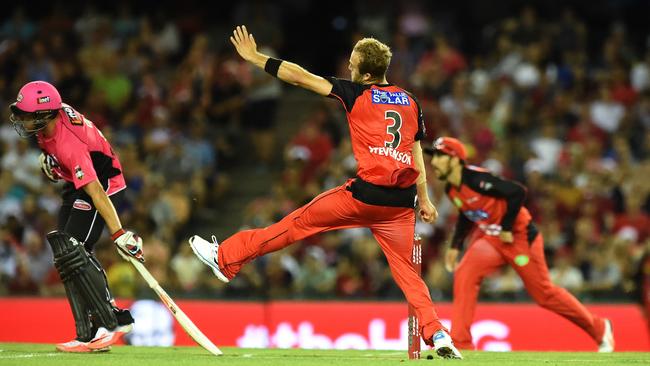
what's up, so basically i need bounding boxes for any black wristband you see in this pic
[264,58,283,77]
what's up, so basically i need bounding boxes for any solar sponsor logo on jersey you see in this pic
[371,89,410,106]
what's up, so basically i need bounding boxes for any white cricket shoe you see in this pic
[433,330,463,359]
[86,324,133,350]
[56,339,109,353]
[598,319,615,352]
[189,235,230,283]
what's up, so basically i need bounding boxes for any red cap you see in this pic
[424,137,467,161]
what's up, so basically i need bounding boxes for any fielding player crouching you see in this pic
[425,137,615,352]
[9,81,145,352]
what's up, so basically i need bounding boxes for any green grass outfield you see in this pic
[0,343,648,366]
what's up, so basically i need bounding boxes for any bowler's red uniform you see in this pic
[218,78,446,341]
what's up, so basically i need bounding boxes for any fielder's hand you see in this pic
[230,25,258,62]
[445,248,460,272]
[112,229,145,263]
[39,153,60,183]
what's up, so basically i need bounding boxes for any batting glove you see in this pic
[39,153,60,183]
[112,229,145,263]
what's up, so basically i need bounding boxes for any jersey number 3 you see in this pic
[384,110,402,148]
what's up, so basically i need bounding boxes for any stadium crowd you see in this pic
[0,2,649,310]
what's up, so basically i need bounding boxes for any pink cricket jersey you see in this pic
[37,103,126,195]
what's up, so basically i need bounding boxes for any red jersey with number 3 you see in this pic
[36,103,126,195]
[328,78,425,188]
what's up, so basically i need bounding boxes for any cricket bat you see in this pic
[127,256,223,356]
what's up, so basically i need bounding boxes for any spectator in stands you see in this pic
[0,2,648,306]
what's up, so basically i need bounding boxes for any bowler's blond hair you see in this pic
[353,38,392,81]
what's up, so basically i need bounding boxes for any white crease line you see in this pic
[0,353,61,359]
[363,352,403,357]
[227,354,405,360]
[559,361,633,363]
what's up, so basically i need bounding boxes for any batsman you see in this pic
[8,81,145,352]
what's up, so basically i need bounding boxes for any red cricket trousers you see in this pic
[451,232,605,349]
[218,183,446,341]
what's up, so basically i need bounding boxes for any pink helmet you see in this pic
[9,81,62,137]
[12,81,62,113]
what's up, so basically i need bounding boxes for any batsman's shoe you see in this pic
[55,339,109,353]
[189,235,229,283]
[598,319,615,352]
[432,330,463,359]
[86,324,133,350]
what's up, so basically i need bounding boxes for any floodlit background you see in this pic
[0,0,649,351]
